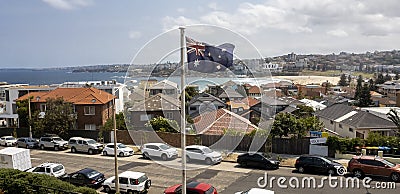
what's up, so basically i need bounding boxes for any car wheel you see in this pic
[88,149,93,154]
[353,169,364,178]
[328,169,335,175]
[186,155,191,163]
[103,186,111,193]
[298,166,305,173]
[119,152,124,157]
[205,158,212,165]
[161,154,167,161]
[71,147,76,153]
[390,172,400,182]
[103,151,108,156]
[40,145,45,150]
[143,152,149,159]
[145,180,151,189]
[54,146,59,151]
[26,145,29,149]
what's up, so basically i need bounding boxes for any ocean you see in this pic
[0,69,279,89]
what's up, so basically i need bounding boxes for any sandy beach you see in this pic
[274,76,340,85]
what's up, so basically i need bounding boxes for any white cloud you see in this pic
[42,0,92,10]
[177,8,185,14]
[129,31,142,39]
[327,29,348,37]
[208,2,217,10]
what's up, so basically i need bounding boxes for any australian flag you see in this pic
[186,36,235,73]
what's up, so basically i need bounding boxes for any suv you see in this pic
[348,155,400,182]
[141,143,178,161]
[68,137,104,154]
[0,136,17,146]
[185,145,222,165]
[103,171,151,193]
[39,135,68,150]
[26,162,66,178]
[295,155,346,175]
[103,143,134,157]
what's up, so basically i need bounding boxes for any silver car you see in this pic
[17,137,39,149]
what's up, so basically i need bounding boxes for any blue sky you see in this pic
[1,0,400,68]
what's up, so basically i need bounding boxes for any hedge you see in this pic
[0,168,97,194]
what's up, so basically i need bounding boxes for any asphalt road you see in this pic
[19,148,400,194]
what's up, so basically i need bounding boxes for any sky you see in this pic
[1,0,400,68]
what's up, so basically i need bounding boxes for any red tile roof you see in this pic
[17,87,115,105]
[193,108,257,135]
[240,97,260,107]
[248,86,261,94]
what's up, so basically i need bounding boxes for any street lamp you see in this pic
[112,89,119,193]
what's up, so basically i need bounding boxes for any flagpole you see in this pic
[179,26,187,194]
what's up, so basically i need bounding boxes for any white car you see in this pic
[26,162,66,178]
[0,136,17,146]
[102,171,151,193]
[185,145,222,165]
[102,143,134,157]
[141,143,178,161]
[235,188,275,194]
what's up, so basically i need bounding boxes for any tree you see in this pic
[338,74,348,86]
[298,116,324,133]
[347,76,352,86]
[354,75,363,100]
[16,98,30,128]
[384,74,392,82]
[102,112,127,131]
[376,73,385,84]
[292,105,314,118]
[271,113,298,138]
[368,78,376,91]
[31,98,75,136]
[396,73,400,80]
[357,83,372,107]
[145,116,179,133]
[184,86,199,104]
[387,109,400,136]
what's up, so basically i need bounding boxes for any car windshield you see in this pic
[86,170,101,179]
[138,175,148,183]
[205,186,215,194]
[321,157,334,164]
[53,137,63,141]
[87,139,96,144]
[28,139,36,142]
[6,137,15,140]
[381,159,396,167]
[159,144,170,150]
[53,165,64,172]
[118,144,127,148]
[203,147,213,154]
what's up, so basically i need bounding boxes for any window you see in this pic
[40,104,46,112]
[189,106,197,111]
[349,128,354,132]
[33,167,45,173]
[85,124,96,130]
[84,106,95,115]
[119,177,129,184]
[165,112,173,119]
[330,120,333,125]
[339,124,343,128]
[238,107,243,112]
[140,114,152,121]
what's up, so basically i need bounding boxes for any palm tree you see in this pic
[387,109,400,136]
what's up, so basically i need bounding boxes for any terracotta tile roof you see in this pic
[248,86,261,94]
[240,97,260,107]
[17,87,115,105]
[193,108,258,135]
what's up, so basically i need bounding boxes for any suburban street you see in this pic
[19,148,398,194]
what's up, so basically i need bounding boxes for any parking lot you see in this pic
[2,146,398,194]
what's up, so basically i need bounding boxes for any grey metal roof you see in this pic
[260,96,288,106]
[218,87,244,98]
[148,80,178,90]
[341,111,397,129]
[315,103,354,120]
[129,93,180,111]
[189,93,225,105]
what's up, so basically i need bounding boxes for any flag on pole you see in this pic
[186,36,235,73]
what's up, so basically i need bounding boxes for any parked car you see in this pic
[185,145,222,165]
[39,135,68,150]
[68,137,104,154]
[61,168,105,188]
[235,188,275,194]
[0,136,17,146]
[237,153,280,170]
[102,143,134,157]
[25,162,66,178]
[295,155,346,175]
[141,143,178,160]
[17,137,38,149]
[348,155,400,182]
[102,171,151,193]
[164,181,217,194]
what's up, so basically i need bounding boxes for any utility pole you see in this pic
[28,91,32,138]
[113,92,119,193]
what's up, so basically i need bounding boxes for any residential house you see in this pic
[299,99,327,111]
[218,87,245,102]
[315,104,397,139]
[241,97,261,124]
[128,93,180,129]
[148,80,178,98]
[226,100,249,115]
[377,81,400,100]
[188,93,226,118]
[297,84,327,98]
[17,87,115,130]
[193,108,258,135]
[246,85,262,99]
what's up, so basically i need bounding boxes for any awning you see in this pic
[0,114,18,119]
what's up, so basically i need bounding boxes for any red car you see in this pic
[164,181,217,194]
[348,155,400,182]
